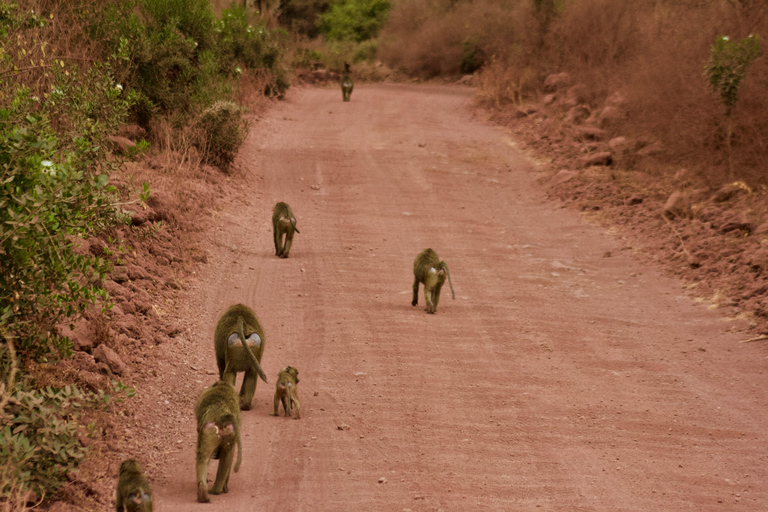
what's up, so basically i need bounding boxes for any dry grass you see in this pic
[380,0,768,186]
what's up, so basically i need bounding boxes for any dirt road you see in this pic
[154,84,768,511]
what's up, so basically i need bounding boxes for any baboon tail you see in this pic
[443,262,455,299]
[234,425,242,473]
[237,316,268,384]
[290,217,300,234]
[236,315,247,345]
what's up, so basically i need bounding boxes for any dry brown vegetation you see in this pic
[380,0,768,186]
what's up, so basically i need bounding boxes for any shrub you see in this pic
[195,100,249,169]
[93,0,290,127]
[279,0,332,38]
[0,339,135,502]
[379,0,532,78]
[460,38,484,74]
[143,0,217,51]
[705,34,762,115]
[0,64,129,358]
[319,0,390,43]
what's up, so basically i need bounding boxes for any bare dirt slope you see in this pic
[152,84,768,511]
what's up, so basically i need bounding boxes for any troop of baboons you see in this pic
[116,71,458,505]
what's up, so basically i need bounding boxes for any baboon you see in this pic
[115,459,153,512]
[272,202,300,258]
[214,304,268,411]
[341,63,354,102]
[412,248,455,314]
[195,380,242,503]
[271,366,301,419]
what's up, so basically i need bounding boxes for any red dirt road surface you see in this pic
[154,85,768,511]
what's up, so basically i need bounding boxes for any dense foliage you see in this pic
[93,1,289,124]
[705,34,762,113]
[319,0,390,42]
[0,377,134,499]
[279,0,332,38]
[1,0,292,503]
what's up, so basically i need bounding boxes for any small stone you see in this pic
[598,105,622,125]
[582,152,613,167]
[543,72,571,92]
[663,191,689,219]
[550,169,577,186]
[636,141,664,157]
[608,136,629,150]
[378,477,387,484]
[107,135,135,155]
[93,344,129,376]
[117,124,147,141]
[565,104,590,125]
[712,182,751,203]
[576,125,607,141]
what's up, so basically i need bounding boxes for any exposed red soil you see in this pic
[52,84,768,511]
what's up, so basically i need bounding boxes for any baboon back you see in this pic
[272,202,300,258]
[195,381,241,429]
[413,248,441,281]
[116,459,153,512]
[272,366,301,419]
[195,381,242,502]
[214,304,265,377]
[341,62,354,102]
[412,248,454,313]
[272,202,294,225]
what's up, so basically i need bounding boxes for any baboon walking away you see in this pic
[272,202,300,258]
[412,248,455,314]
[195,380,243,503]
[341,62,354,102]
[115,459,153,512]
[271,366,301,419]
[214,304,268,410]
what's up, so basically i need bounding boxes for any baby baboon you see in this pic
[272,202,300,258]
[341,62,354,102]
[195,380,242,503]
[214,304,268,411]
[271,366,301,419]
[115,459,153,512]
[412,248,455,314]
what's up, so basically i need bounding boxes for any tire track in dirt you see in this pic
[154,84,768,511]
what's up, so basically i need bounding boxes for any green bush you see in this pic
[0,367,136,499]
[196,100,249,169]
[1,383,91,498]
[319,0,390,43]
[279,0,332,38]
[92,0,289,128]
[460,38,484,74]
[0,78,125,358]
[143,0,217,51]
[293,48,325,69]
[705,34,762,114]
[217,5,290,98]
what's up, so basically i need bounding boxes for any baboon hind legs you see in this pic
[238,368,259,411]
[281,231,294,258]
[222,367,258,411]
[209,445,235,495]
[274,232,294,258]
